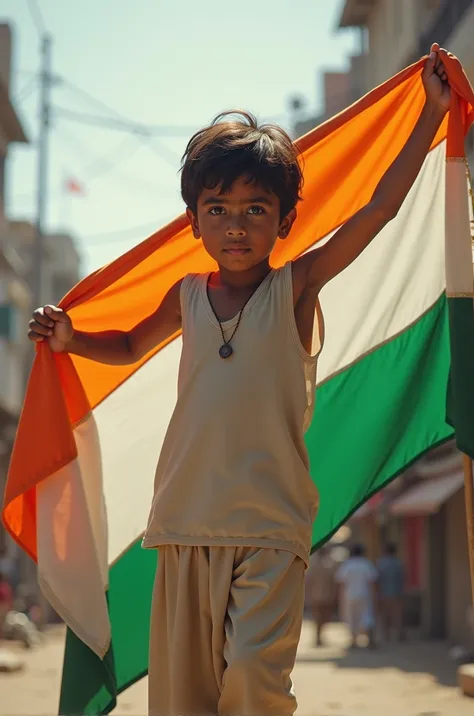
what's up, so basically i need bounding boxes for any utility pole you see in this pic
[32,33,53,309]
[27,32,53,629]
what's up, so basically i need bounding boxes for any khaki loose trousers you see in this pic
[148,545,305,716]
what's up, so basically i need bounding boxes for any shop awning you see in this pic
[351,492,385,521]
[389,473,465,516]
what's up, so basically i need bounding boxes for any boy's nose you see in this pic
[225,223,246,237]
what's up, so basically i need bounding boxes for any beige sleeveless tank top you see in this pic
[142,262,321,564]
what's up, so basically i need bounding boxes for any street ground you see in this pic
[1,620,472,716]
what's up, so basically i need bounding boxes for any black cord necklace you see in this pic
[216,308,245,359]
[207,277,253,359]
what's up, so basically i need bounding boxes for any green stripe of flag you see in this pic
[310,291,454,546]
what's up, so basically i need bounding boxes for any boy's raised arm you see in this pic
[295,45,450,293]
[28,279,183,365]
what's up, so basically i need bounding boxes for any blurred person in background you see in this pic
[336,544,377,649]
[377,542,405,642]
[0,571,14,639]
[306,545,338,646]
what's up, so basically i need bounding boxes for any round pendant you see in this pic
[219,343,233,359]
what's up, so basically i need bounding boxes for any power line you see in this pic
[54,125,179,196]
[60,77,132,123]
[55,78,288,176]
[59,77,198,136]
[60,76,287,133]
[54,106,145,133]
[27,0,47,36]
[80,135,142,182]
[54,106,189,145]
[139,135,181,167]
[15,70,38,77]
[14,74,38,103]
[54,106,181,168]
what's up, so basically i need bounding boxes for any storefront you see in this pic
[389,470,473,646]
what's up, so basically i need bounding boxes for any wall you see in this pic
[445,488,473,647]
[358,0,455,92]
[364,0,417,89]
[46,233,81,303]
[424,509,447,638]
[447,1,474,73]
[349,53,368,100]
[0,25,12,91]
[6,221,81,306]
[323,72,351,117]
[0,271,30,415]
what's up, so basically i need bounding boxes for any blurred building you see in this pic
[0,223,81,592]
[6,221,81,306]
[338,0,443,93]
[337,0,474,650]
[0,24,29,570]
[0,25,81,604]
[294,1,474,161]
[338,0,474,160]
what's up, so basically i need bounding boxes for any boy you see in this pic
[28,50,449,715]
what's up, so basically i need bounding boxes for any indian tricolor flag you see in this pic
[3,51,474,714]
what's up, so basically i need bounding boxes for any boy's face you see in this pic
[187,176,296,272]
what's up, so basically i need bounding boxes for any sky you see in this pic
[1,0,357,275]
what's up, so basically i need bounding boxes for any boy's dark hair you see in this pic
[180,110,303,220]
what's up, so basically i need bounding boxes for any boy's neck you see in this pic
[215,259,272,292]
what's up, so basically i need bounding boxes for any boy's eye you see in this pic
[248,206,265,215]
[209,206,225,215]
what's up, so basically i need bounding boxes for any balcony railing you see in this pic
[415,0,474,59]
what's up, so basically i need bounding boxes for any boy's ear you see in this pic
[186,207,201,239]
[278,208,297,240]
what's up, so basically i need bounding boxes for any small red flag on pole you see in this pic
[64,177,85,195]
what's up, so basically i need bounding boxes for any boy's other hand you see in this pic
[422,43,451,113]
[28,305,74,352]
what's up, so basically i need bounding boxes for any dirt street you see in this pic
[1,621,472,716]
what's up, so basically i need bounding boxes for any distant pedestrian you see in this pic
[336,544,377,648]
[306,546,337,646]
[0,571,13,639]
[377,543,405,641]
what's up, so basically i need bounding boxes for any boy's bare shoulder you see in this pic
[148,278,184,320]
[290,254,320,305]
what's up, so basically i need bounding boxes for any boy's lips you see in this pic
[223,247,251,255]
